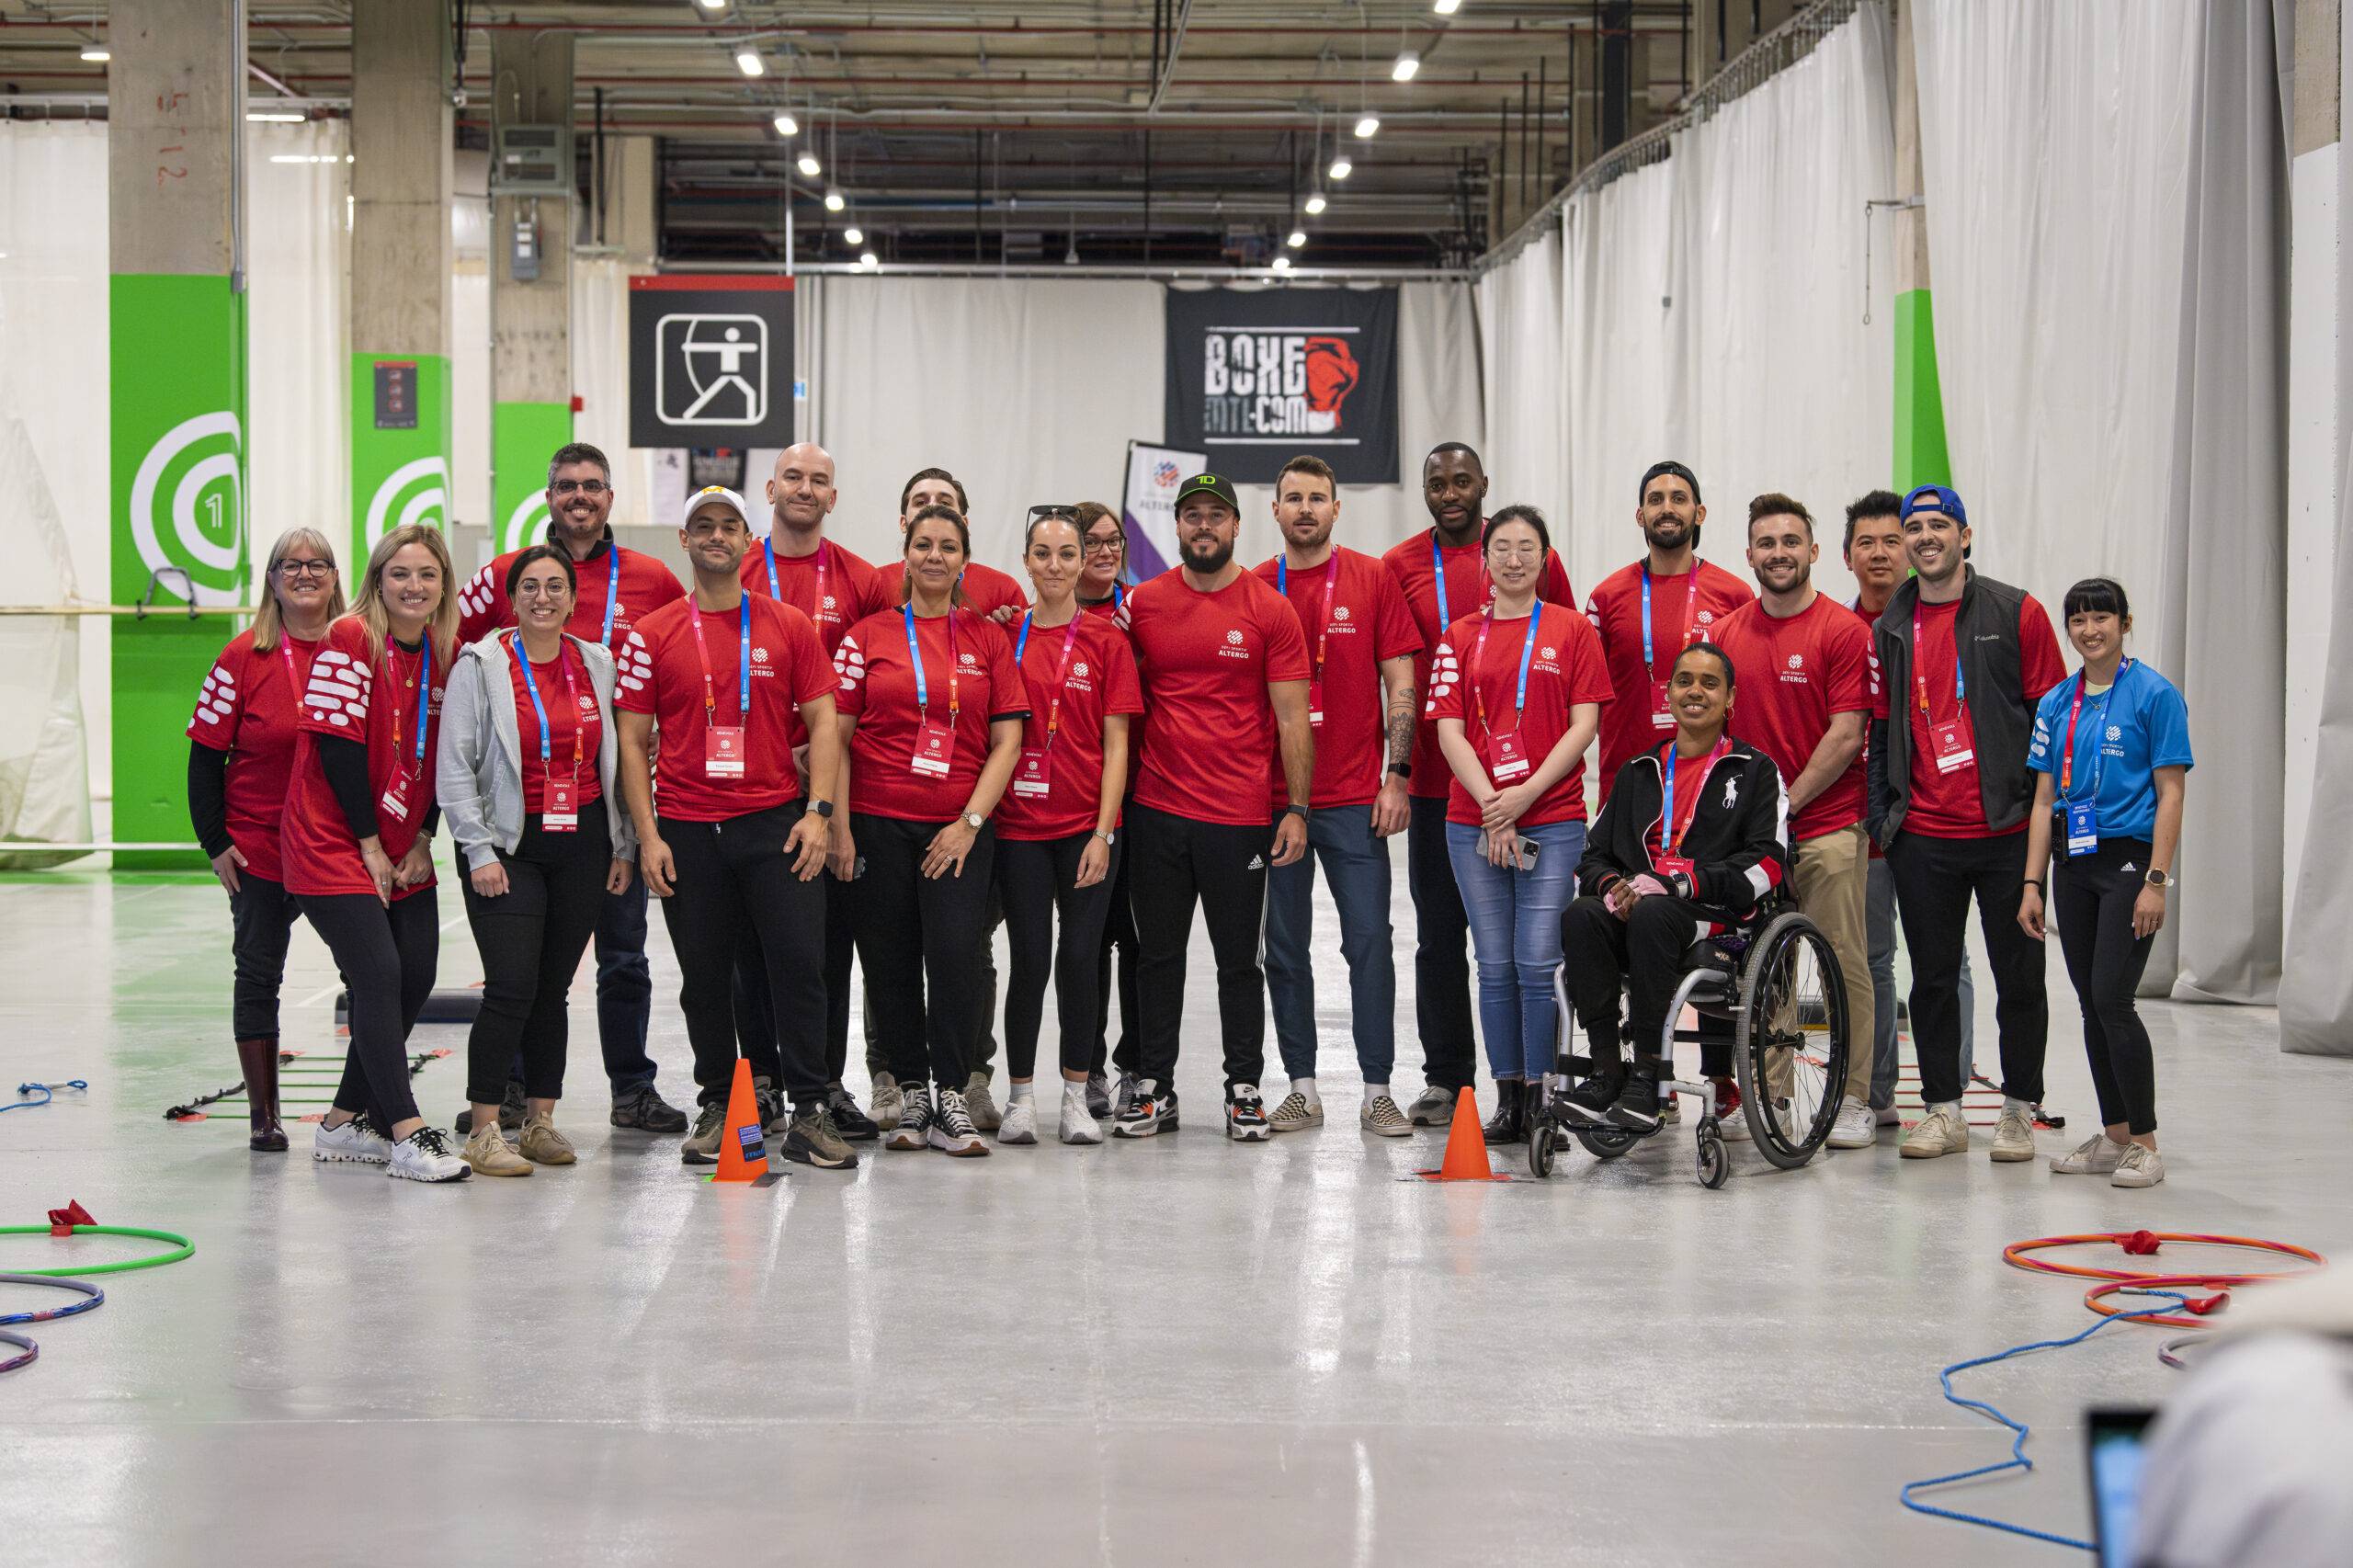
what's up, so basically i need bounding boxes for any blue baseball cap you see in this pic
[1900,483,1967,528]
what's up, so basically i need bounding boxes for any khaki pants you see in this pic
[1790,824,1875,1106]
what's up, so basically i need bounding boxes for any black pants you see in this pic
[1407,793,1477,1091]
[1885,827,2048,1107]
[852,812,997,1091]
[228,871,304,1040]
[997,832,1120,1080]
[460,812,610,1105]
[1129,802,1271,1094]
[726,931,788,1088]
[655,804,827,1108]
[2053,836,2159,1135]
[1090,829,1142,1075]
[1561,893,1722,1074]
[301,889,440,1129]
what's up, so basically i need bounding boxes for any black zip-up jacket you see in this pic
[1867,566,2040,843]
[1576,735,1790,924]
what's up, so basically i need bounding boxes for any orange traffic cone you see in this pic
[1416,1085,1507,1181]
[710,1058,769,1183]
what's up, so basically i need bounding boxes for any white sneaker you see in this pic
[2052,1133,2129,1176]
[313,1112,392,1165]
[928,1087,989,1156]
[1267,1090,1323,1132]
[1826,1099,1878,1150]
[1901,1104,1969,1159]
[1360,1095,1411,1137]
[1991,1102,2037,1162]
[1059,1091,1103,1146]
[386,1125,472,1182]
[997,1096,1039,1146]
[2110,1143,2165,1188]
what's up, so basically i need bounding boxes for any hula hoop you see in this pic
[0,1225,195,1278]
[2157,1333,2208,1370]
[2084,1275,2253,1332]
[0,1327,34,1375]
[0,1273,104,1324]
[2005,1232,2325,1283]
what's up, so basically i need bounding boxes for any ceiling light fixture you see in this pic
[1355,115,1380,140]
[797,153,822,178]
[859,250,880,270]
[824,187,846,212]
[696,0,728,11]
[1304,191,1327,216]
[247,110,306,123]
[1328,156,1353,181]
[772,111,799,137]
[1272,255,1293,273]
[80,44,110,62]
[1391,53,1420,83]
[1434,0,1463,15]
[842,224,863,246]
[733,48,764,77]
[1287,229,1306,248]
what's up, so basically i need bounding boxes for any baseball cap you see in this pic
[1901,483,1967,528]
[1175,472,1241,514]
[679,484,751,528]
[1639,460,1702,505]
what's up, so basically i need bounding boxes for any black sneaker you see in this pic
[754,1074,788,1136]
[1563,1075,1621,1125]
[1606,1072,1663,1132]
[455,1078,527,1136]
[1112,1079,1179,1138]
[783,1106,859,1169]
[885,1084,934,1152]
[1224,1085,1272,1142]
[824,1083,880,1142]
[610,1083,689,1133]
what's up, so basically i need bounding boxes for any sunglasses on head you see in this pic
[1027,505,1079,521]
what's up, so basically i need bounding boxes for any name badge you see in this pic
[1651,677,1675,729]
[1307,679,1324,728]
[1489,732,1531,782]
[912,719,955,778]
[1654,855,1694,881]
[1012,748,1051,800]
[544,778,579,833]
[705,726,746,778]
[378,771,413,822]
[2064,800,2097,857]
[1929,718,1975,774]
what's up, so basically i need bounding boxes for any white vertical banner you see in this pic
[1120,440,1204,582]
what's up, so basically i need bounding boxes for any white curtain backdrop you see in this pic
[1915,0,2288,1004]
[571,256,655,528]
[247,120,351,556]
[1476,226,1567,535]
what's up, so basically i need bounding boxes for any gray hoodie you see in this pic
[437,631,636,871]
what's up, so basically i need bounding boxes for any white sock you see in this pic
[1063,1080,1088,1103]
[1938,1099,1966,1115]
[1364,1082,1390,1103]
[1009,1082,1036,1104]
[2003,1096,2030,1114]
[1291,1076,1320,1108]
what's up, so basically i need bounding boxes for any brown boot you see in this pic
[235,1038,287,1152]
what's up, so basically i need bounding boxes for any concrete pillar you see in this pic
[350,0,455,568]
[1890,0,1950,490]
[107,0,245,869]
[490,29,574,555]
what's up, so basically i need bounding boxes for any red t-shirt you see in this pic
[1251,547,1423,809]
[1120,568,1312,826]
[1583,558,1756,797]
[188,629,320,882]
[1080,590,1125,620]
[834,606,1030,822]
[613,595,835,824]
[1711,596,1873,841]
[739,533,892,655]
[282,619,444,901]
[873,558,1031,623]
[456,540,684,652]
[1870,594,2068,837]
[993,611,1145,842]
[1425,602,1615,828]
[500,634,605,812]
[1381,529,1575,800]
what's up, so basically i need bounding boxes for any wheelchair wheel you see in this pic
[1697,1131,1730,1189]
[1733,910,1850,1171]
[1529,1122,1556,1177]
[1571,1122,1638,1160]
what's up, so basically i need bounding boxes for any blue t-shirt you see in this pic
[2026,660,2194,843]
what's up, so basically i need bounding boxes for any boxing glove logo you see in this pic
[1300,336,1360,434]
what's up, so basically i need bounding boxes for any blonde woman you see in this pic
[281,523,470,1183]
[187,526,346,1152]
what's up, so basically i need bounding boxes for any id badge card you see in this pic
[912,719,955,778]
[2064,800,2097,857]
[1307,679,1324,728]
[1489,732,1531,782]
[1929,718,1975,774]
[1654,855,1694,881]
[377,770,413,823]
[1650,677,1675,729]
[1012,748,1051,800]
[705,726,745,778]
[543,779,579,833]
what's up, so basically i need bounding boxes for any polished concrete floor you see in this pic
[2,846,2346,1567]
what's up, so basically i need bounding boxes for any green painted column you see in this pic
[351,354,453,561]
[492,401,573,554]
[1893,289,1952,490]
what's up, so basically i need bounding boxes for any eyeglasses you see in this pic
[275,559,334,580]
[1487,544,1543,561]
[1083,535,1126,554]
[551,478,611,497]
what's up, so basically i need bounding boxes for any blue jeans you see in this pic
[1445,819,1584,1082]
[1264,802,1396,1083]
[594,873,659,1094]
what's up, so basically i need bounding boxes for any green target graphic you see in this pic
[128,411,245,604]
[111,275,248,608]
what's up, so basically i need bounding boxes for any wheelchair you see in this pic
[1527,899,1852,1188]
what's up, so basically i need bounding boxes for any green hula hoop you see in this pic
[1,1224,195,1277]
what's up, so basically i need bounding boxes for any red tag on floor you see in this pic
[47,1199,95,1235]
[2120,1231,2163,1257]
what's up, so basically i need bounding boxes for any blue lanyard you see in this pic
[1015,612,1033,662]
[1640,564,1699,675]
[1657,735,1731,858]
[2061,664,2129,803]
[735,603,750,719]
[902,605,956,715]
[1469,608,1540,735]
[763,537,781,604]
[1431,534,1450,627]
[599,554,620,645]
[404,638,432,771]
[511,632,582,769]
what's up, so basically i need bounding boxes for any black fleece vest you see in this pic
[1873,568,2038,836]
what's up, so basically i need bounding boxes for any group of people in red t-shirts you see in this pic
[189,438,2188,1189]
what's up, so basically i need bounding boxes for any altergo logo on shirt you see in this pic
[1779,653,1810,686]
[750,645,774,675]
[1218,629,1253,661]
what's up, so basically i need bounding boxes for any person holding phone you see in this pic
[1427,506,1611,1144]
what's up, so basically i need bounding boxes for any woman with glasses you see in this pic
[438,544,638,1176]
[187,528,347,1152]
[1069,502,1142,1114]
[1074,501,1130,619]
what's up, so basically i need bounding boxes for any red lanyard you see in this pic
[686,599,750,727]
[1912,605,1965,713]
[1017,612,1085,745]
[278,634,314,701]
[2059,662,2129,795]
[1469,607,1541,739]
[1279,553,1341,683]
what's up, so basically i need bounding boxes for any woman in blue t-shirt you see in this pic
[2018,578,2192,1190]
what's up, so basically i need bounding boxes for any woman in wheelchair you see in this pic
[1561,642,1790,1131]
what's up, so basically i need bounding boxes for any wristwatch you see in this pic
[963,812,986,831]
[1283,803,1312,822]
[811,799,835,819]
[1386,761,1412,779]
[1095,828,1116,846]
[2144,867,2174,889]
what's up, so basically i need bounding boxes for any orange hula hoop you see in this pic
[2003,1232,2325,1284]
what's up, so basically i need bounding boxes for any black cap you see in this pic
[1639,460,1702,506]
[1175,472,1241,514]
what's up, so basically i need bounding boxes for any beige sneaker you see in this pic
[2052,1133,2128,1176]
[1900,1104,1969,1159]
[462,1121,532,1177]
[1360,1095,1411,1138]
[2110,1143,2165,1188]
[870,1073,903,1131]
[518,1111,575,1165]
[1990,1103,2037,1162]
[962,1072,1002,1132]
[1267,1090,1324,1132]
